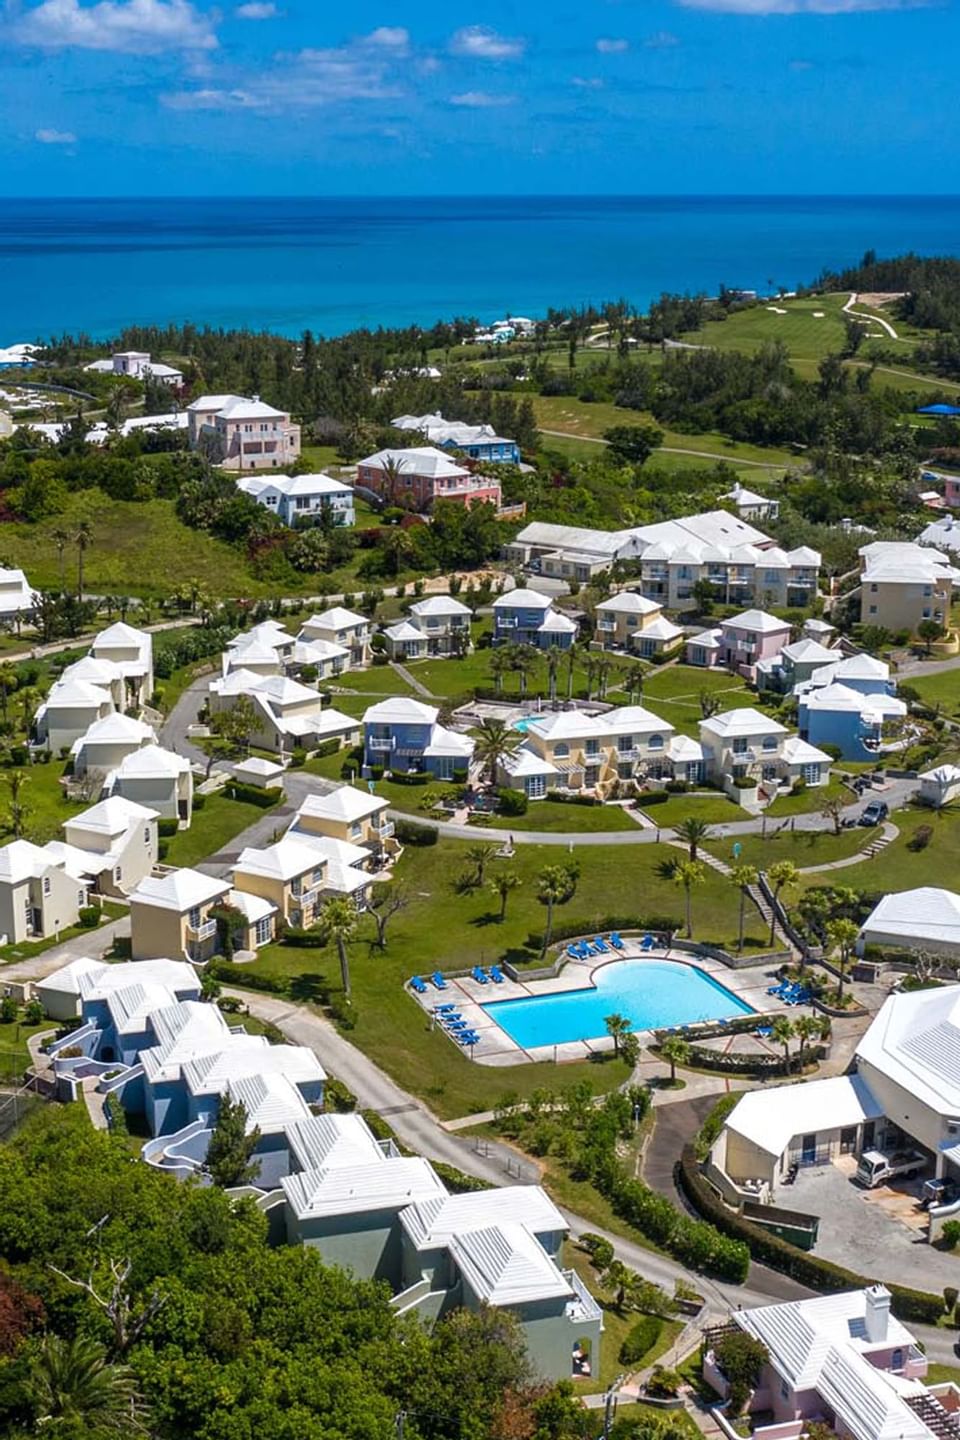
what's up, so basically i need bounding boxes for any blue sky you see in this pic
[0,0,955,194]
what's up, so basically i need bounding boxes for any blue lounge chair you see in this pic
[581,941,598,957]
[640,933,656,952]
[766,984,783,996]
[593,936,610,954]
[410,976,427,994]
[434,1003,456,1013]
[609,932,625,950]
[441,1011,463,1024]
[458,1032,480,1047]
[489,966,505,984]
[447,1022,468,1033]
[431,971,447,991]
[471,966,489,985]
[756,1026,773,1039]
[567,945,582,961]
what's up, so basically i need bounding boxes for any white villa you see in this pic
[699,707,831,794]
[71,712,157,777]
[85,351,183,385]
[299,608,372,669]
[237,473,355,528]
[383,596,473,659]
[208,671,359,758]
[90,622,154,708]
[0,567,38,623]
[107,743,194,827]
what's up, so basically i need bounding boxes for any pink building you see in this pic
[703,1288,953,1440]
[719,608,792,680]
[187,394,301,472]
[356,446,502,513]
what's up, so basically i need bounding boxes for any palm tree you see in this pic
[32,1333,145,1435]
[320,897,358,999]
[466,842,499,887]
[605,1012,633,1058]
[545,645,563,704]
[6,769,30,839]
[794,1014,821,1068]
[489,870,521,922]
[826,917,860,1004]
[766,860,799,946]
[675,816,713,862]
[488,649,508,695]
[379,453,408,503]
[18,685,40,738]
[770,1014,795,1074]
[473,717,519,785]
[536,863,578,958]
[0,663,17,728]
[730,864,759,953]
[594,653,616,700]
[623,663,645,705]
[75,519,93,598]
[584,653,601,701]
[52,526,70,592]
[565,642,578,700]
[513,643,538,700]
[672,859,705,938]
[660,1034,691,1084]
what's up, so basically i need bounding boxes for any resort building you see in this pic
[756,637,838,694]
[61,797,158,898]
[85,351,183,385]
[383,596,472,660]
[593,592,684,658]
[702,1286,951,1440]
[37,958,197,1026]
[208,671,359,758]
[299,608,372,669]
[232,839,329,930]
[34,956,110,1022]
[505,523,637,583]
[719,482,780,522]
[237,473,355,528]
[917,512,960,556]
[107,744,194,827]
[699,708,831,792]
[362,697,474,780]
[796,658,907,762]
[391,413,520,464]
[858,541,959,634]
[857,887,960,962]
[356,447,502,511]
[129,868,233,963]
[71,712,157,778]
[492,589,578,649]
[0,840,89,946]
[0,566,38,622]
[287,788,396,855]
[34,677,114,755]
[186,394,301,472]
[90,622,154,708]
[221,640,283,681]
[918,763,960,809]
[715,609,793,680]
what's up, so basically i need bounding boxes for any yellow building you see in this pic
[593,592,684,658]
[859,541,958,635]
[289,788,396,853]
[233,839,328,929]
[129,868,232,962]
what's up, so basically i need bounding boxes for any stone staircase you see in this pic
[861,821,897,859]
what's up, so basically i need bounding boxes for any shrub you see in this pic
[943,1221,960,1251]
[227,782,281,809]
[158,841,169,861]
[908,825,934,852]
[193,793,206,811]
[280,927,327,948]
[638,789,669,806]
[715,1332,769,1414]
[665,780,690,794]
[77,906,102,929]
[59,1045,84,1058]
[313,737,341,759]
[207,960,288,995]
[431,1160,494,1194]
[24,998,43,1025]
[323,1077,357,1112]
[395,818,438,846]
[580,1233,614,1270]
[289,747,307,769]
[158,817,179,838]
[369,764,385,781]
[944,1286,958,1314]
[329,996,357,1030]
[388,770,430,786]
[452,767,468,784]
[646,1367,682,1399]
[619,1315,663,1366]
[497,787,528,816]
[545,790,599,808]
[0,997,17,1023]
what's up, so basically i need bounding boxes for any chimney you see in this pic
[864,1284,891,1343]
[252,394,260,403]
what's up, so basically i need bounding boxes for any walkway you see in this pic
[539,429,779,470]
[389,660,435,699]
[1,915,129,988]
[843,292,900,341]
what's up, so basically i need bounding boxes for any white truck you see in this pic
[855,1148,926,1189]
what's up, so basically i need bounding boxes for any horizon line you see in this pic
[2,192,960,202]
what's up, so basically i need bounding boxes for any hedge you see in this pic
[431,1160,494,1194]
[497,787,528,816]
[314,737,341,759]
[677,1145,941,1323]
[394,818,438,846]
[620,1315,663,1366]
[545,791,600,809]
[226,782,282,809]
[387,770,430,787]
[280,928,327,948]
[638,790,669,806]
[525,913,679,951]
[207,960,289,995]
[674,1043,827,1075]
[158,817,179,838]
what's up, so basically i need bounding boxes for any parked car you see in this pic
[859,800,889,827]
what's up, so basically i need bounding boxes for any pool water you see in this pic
[483,959,754,1049]
[513,718,532,734]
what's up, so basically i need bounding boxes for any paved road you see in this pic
[158,671,216,766]
[2,915,130,987]
[843,292,900,342]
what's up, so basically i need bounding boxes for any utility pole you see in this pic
[602,1374,624,1440]
[394,1410,406,1440]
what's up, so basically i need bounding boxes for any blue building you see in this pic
[391,413,521,465]
[492,589,578,649]
[798,682,908,762]
[362,696,475,779]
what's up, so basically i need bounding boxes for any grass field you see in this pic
[765,776,849,817]
[239,837,766,1117]
[488,800,640,833]
[682,293,853,363]
[906,668,960,716]
[796,803,954,895]
[162,791,283,867]
[726,826,871,873]
[0,758,83,845]
[641,793,748,828]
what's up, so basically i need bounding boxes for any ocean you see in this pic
[1,194,957,344]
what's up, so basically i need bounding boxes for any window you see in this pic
[733,737,747,754]
[554,743,569,758]
[114,867,122,882]
[891,1349,904,1372]
[255,917,272,946]
[43,877,51,895]
[762,735,778,752]
[618,736,633,752]
[648,735,664,750]
[870,583,878,593]
[528,775,546,799]
[584,741,600,758]
[764,570,779,584]
[780,1381,789,1401]
[312,868,323,885]
[188,906,201,929]
[869,605,877,615]
[349,821,361,838]
[144,826,152,844]
[801,763,821,785]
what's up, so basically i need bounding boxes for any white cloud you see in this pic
[367,26,409,48]
[572,75,604,89]
[449,25,524,59]
[449,90,515,107]
[163,86,264,108]
[645,30,681,46]
[675,0,927,11]
[15,0,217,52]
[596,37,629,53]
[35,127,77,143]
[234,3,278,18]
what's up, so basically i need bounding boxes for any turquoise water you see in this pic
[513,719,532,734]
[2,195,960,341]
[484,959,754,1049]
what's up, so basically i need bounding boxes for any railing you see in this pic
[188,918,217,941]
[597,620,617,632]
[377,821,396,840]
[368,735,396,752]
[563,1268,603,1323]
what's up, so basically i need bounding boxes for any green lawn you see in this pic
[641,794,747,827]
[238,837,766,1118]
[0,1011,57,1081]
[636,667,757,738]
[727,825,871,873]
[907,668,960,717]
[2,758,83,846]
[328,666,419,697]
[797,803,958,895]
[681,293,853,363]
[488,801,640,833]
[0,903,125,967]
[765,776,850,817]
[562,1241,685,1393]
[162,792,283,867]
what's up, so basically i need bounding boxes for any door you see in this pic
[801,1133,816,1164]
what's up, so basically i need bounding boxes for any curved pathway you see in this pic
[539,428,782,470]
[842,292,900,341]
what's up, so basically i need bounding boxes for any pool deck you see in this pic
[411,939,794,1067]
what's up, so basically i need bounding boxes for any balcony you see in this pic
[616,746,639,761]
[562,1268,603,1324]
[368,735,396,753]
[376,820,396,840]
[597,619,617,633]
[187,918,217,942]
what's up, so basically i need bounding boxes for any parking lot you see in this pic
[788,1154,951,1292]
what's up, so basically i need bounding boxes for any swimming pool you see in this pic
[483,959,754,1049]
[513,718,533,734]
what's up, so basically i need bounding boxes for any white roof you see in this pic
[667,734,705,761]
[722,483,772,508]
[493,588,553,610]
[183,1038,325,1096]
[44,677,113,709]
[423,725,474,760]
[861,540,959,586]
[239,472,351,500]
[216,396,287,421]
[537,611,577,635]
[60,656,124,688]
[282,1155,445,1220]
[596,591,662,616]
[360,446,469,479]
[400,1186,566,1249]
[602,705,674,737]
[296,787,388,824]
[722,609,791,634]
[384,621,423,643]
[688,628,723,651]
[211,667,262,699]
[448,1223,572,1307]
[0,839,60,883]
[73,712,156,748]
[252,674,320,707]
[290,639,349,665]
[129,868,230,913]
[919,763,960,784]
[781,639,836,665]
[231,620,295,648]
[780,736,832,766]
[512,521,637,560]
[800,683,906,720]
[859,889,960,955]
[642,616,685,641]
[857,983,960,1119]
[285,1112,385,1173]
[700,707,788,739]
[226,888,276,925]
[76,959,199,1002]
[410,595,472,618]
[526,710,609,742]
[234,838,324,883]
[106,981,181,1035]
[66,796,157,837]
[502,744,559,780]
[139,1000,231,1082]
[35,956,105,997]
[233,756,286,782]
[726,1074,884,1159]
[363,696,438,725]
[918,516,960,554]
[305,607,368,630]
[226,639,283,668]
[93,621,150,650]
[282,832,377,895]
[227,1071,310,1133]
[187,393,241,411]
[114,744,191,779]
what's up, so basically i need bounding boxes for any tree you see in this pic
[821,794,845,836]
[918,618,944,654]
[536,863,579,957]
[565,642,578,701]
[826,916,860,1003]
[31,1333,147,1435]
[714,1331,769,1414]
[466,843,499,888]
[794,1013,821,1067]
[660,1034,691,1084]
[766,859,799,946]
[489,870,521,921]
[367,884,409,950]
[544,645,564,704]
[692,578,717,616]
[699,689,721,719]
[672,858,705,937]
[204,1093,261,1187]
[52,526,70,592]
[623,663,645,705]
[474,717,519,785]
[675,816,713,861]
[5,769,30,839]
[601,1258,634,1312]
[604,1012,633,1059]
[0,663,17,729]
[603,423,664,467]
[75,519,93,599]
[489,649,508,696]
[730,864,759,952]
[208,696,257,770]
[320,896,358,997]
[770,1014,795,1074]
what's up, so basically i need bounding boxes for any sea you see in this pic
[1,194,959,344]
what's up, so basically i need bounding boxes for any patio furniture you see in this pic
[609,933,625,950]
[489,966,505,984]
[593,936,610,954]
[410,976,427,994]
[431,971,448,990]
[471,966,489,985]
